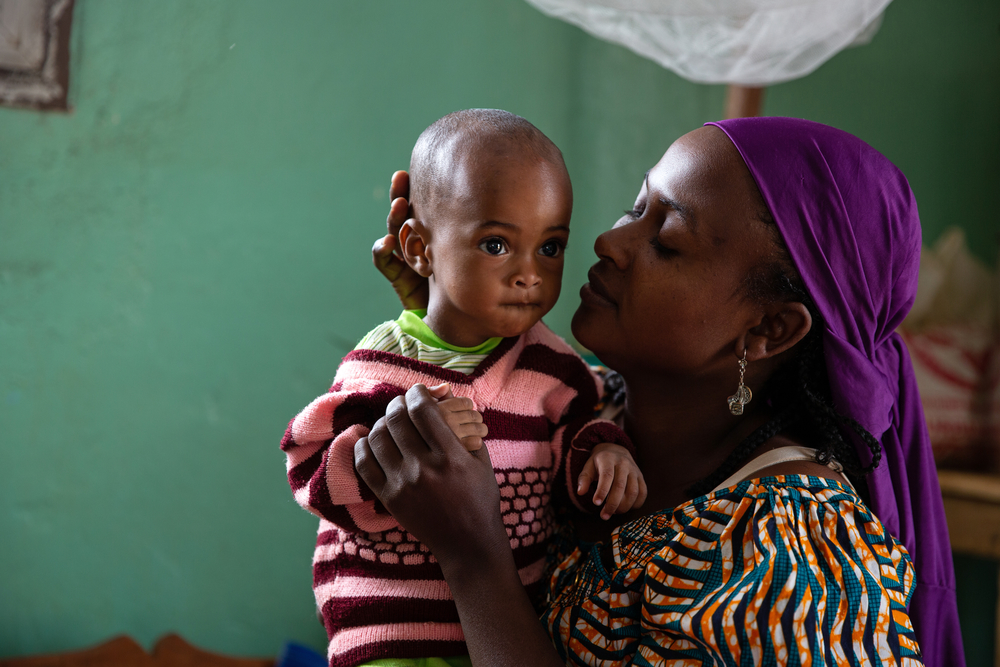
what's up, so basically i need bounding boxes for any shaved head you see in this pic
[409,109,566,221]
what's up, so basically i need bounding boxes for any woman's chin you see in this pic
[571,307,613,360]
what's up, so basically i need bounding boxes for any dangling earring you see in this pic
[727,350,752,416]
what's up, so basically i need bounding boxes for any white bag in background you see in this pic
[899,228,999,470]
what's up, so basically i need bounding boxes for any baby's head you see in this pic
[400,109,573,347]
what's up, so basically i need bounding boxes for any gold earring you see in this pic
[727,350,752,416]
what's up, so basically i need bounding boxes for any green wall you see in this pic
[1,0,997,660]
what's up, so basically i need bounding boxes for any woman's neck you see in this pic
[620,372,775,510]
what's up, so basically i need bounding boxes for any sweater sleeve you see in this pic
[548,360,634,513]
[280,376,405,533]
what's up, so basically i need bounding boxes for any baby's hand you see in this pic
[428,384,487,452]
[577,443,647,520]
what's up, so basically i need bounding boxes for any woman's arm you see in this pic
[354,384,563,667]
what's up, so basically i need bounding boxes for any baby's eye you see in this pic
[480,238,508,256]
[539,240,564,258]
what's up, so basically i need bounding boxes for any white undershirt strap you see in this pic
[710,445,856,494]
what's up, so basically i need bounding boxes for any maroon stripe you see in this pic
[287,446,327,490]
[330,382,405,437]
[329,641,467,667]
[343,334,522,385]
[481,409,553,442]
[316,553,445,584]
[313,541,548,586]
[322,583,544,667]
[513,343,599,423]
[344,349,478,385]
[465,334,520,379]
[323,596,460,628]
[316,528,342,546]
[279,417,296,451]
[302,454,362,532]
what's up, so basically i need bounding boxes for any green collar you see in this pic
[396,310,503,355]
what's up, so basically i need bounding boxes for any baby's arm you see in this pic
[281,377,406,533]
[548,355,644,518]
[576,443,647,520]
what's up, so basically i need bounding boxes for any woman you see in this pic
[357,117,963,665]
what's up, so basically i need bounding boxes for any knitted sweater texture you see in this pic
[280,322,630,667]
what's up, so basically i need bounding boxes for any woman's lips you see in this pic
[581,269,617,307]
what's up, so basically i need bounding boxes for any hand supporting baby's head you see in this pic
[397,109,573,348]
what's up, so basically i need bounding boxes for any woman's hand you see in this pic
[353,383,507,563]
[372,171,429,311]
[353,384,564,667]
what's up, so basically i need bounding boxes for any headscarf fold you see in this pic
[708,117,964,667]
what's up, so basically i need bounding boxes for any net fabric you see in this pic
[523,0,890,85]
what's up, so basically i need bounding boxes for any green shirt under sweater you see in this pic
[356,309,503,374]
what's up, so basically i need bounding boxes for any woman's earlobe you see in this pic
[400,220,433,278]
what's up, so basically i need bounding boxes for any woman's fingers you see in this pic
[382,389,434,458]
[389,170,410,206]
[386,197,409,244]
[366,409,407,471]
[354,435,387,491]
[372,220,429,311]
[373,233,406,279]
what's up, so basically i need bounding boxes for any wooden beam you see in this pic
[724,84,765,119]
[937,470,1000,666]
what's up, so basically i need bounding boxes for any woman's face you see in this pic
[571,126,776,382]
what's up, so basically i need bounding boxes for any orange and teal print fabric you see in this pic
[541,475,922,666]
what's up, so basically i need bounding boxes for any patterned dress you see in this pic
[541,475,923,666]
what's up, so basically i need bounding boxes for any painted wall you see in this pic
[1,0,996,659]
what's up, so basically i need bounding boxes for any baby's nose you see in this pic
[514,273,542,288]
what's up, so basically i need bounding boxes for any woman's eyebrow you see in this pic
[661,197,695,229]
[645,171,696,230]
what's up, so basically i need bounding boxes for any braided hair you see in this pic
[686,200,883,498]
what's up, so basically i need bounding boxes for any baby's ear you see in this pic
[399,220,433,278]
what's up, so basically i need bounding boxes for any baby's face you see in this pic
[421,154,572,347]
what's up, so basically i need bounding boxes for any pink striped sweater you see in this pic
[280,321,631,667]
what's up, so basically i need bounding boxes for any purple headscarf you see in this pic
[708,117,963,667]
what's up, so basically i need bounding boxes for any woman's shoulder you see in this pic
[616,474,909,573]
[543,474,923,665]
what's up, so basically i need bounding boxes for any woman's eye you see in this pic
[539,240,564,258]
[480,238,507,255]
[625,205,645,219]
[650,237,677,257]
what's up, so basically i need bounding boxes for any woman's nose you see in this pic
[594,223,632,270]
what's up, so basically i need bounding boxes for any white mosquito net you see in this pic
[523,0,891,85]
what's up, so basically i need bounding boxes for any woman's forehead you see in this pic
[650,127,754,212]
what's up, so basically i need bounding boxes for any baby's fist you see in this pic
[438,394,487,451]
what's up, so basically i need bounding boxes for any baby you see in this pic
[281,109,643,667]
